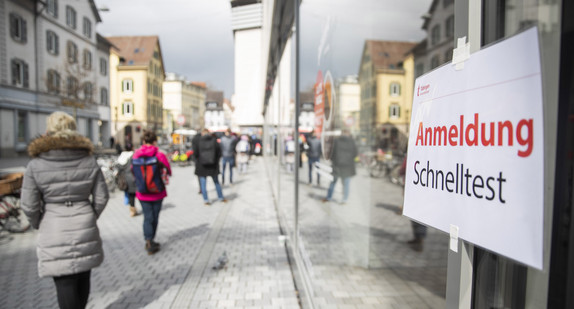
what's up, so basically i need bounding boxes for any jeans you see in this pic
[326,176,351,202]
[53,270,91,309]
[308,157,320,184]
[199,176,224,202]
[221,156,234,184]
[140,199,163,241]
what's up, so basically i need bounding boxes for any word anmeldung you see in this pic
[412,160,507,203]
[415,113,533,157]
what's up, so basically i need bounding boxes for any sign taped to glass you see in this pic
[403,28,544,270]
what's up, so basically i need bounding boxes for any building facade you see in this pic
[204,90,225,133]
[163,73,206,133]
[0,0,111,156]
[106,35,165,149]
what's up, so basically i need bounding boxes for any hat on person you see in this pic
[46,111,77,137]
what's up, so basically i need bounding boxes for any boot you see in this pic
[145,240,160,255]
[129,206,137,217]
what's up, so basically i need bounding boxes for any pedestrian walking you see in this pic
[21,111,109,309]
[132,130,172,255]
[116,144,138,217]
[323,129,358,204]
[236,135,251,173]
[192,131,204,194]
[285,134,296,172]
[219,128,236,185]
[306,130,322,185]
[194,128,227,205]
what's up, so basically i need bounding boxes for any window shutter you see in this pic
[55,35,59,54]
[11,60,17,85]
[46,32,50,51]
[23,63,29,88]
[9,14,16,39]
[54,0,58,18]
[398,84,401,95]
[21,19,27,42]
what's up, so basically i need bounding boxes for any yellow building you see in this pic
[358,40,417,152]
[107,36,165,149]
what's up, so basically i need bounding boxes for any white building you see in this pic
[230,0,264,129]
[337,75,360,135]
[163,73,206,132]
[0,0,112,157]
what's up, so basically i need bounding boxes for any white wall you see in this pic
[233,28,263,126]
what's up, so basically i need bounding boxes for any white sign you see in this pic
[404,28,544,269]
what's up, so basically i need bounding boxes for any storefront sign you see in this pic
[403,28,544,269]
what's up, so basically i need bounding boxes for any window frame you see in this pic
[46,0,58,18]
[9,13,27,43]
[65,5,76,29]
[66,76,78,98]
[47,69,61,94]
[83,82,93,102]
[122,101,134,117]
[389,82,401,97]
[67,41,78,63]
[389,104,400,119]
[82,17,91,38]
[99,58,107,76]
[431,24,441,46]
[11,58,29,88]
[100,87,108,105]
[46,30,59,55]
[83,49,92,70]
[122,79,134,94]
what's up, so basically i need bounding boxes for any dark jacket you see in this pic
[306,136,322,159]
[331,135,358,178]
[193,134,221,177]
[21,133,109,278]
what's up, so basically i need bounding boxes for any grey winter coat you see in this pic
[219,135,236,158]
[21,133,109,278]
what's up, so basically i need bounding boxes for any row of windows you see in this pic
[120,101,163,119]
[122,79,162,97]
[430,15,455,46]
[45,69,108,105]
[10,4,93,45]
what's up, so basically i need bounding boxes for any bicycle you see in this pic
[0,173,30,234]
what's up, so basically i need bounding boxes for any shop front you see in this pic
[261,0,572,308]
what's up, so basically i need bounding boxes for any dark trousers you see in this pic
[140,199,163,240]
[53,270,91,309]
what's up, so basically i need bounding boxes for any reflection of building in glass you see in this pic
[204,90,226,132]
[358,40,416,153]
[107,35,166,148]
[163,73,206,132]
[299,92,315,134]
[336,75,360,137]
[415,0,455,76]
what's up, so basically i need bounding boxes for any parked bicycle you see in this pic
[0,173,30,234]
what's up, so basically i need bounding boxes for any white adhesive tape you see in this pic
[449,224,459,252]
[452,37,470,71]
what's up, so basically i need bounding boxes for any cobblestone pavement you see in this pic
[1,155,448,308]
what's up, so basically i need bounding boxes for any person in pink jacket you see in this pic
[132,130,172,255]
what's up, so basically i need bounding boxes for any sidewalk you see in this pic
[0,156,298,309]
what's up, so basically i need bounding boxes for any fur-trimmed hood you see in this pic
[28,134,94,158]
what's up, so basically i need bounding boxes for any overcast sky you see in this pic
[95,0,432,99]
[96,0,235,97]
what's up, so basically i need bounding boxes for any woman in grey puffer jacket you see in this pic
[21,112,109,309]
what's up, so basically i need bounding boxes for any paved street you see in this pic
[1,155,448,308]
